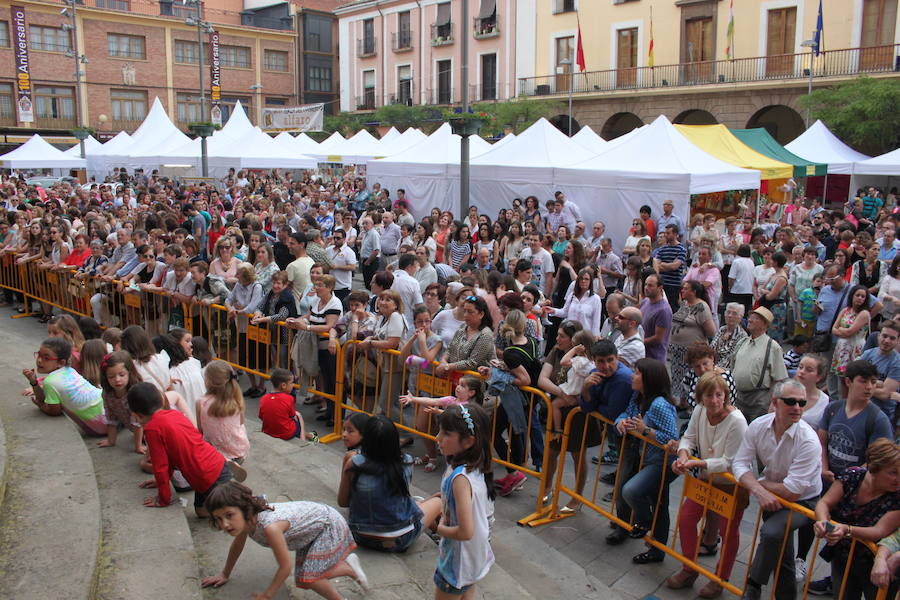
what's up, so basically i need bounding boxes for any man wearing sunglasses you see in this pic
[732,380,822,600]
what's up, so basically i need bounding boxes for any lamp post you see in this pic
[61,0,89,158]
[558,57,574,135]
[184,0,216,176]
[250,84,263,124]
[801,38,817,127]
[459,0,471,216]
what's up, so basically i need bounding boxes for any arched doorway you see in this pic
[674,109,718,125]
[746,105,805,144]
[601,112,643,140]
[549,114,581,136]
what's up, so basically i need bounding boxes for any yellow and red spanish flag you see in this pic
[648,6,655,67]
[576,15,586,72]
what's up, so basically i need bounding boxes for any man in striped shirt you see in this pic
[653,224,687,312]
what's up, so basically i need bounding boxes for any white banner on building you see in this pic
[261,104,324,132]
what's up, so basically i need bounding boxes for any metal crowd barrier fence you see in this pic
[537,407,887,600]
[338,339,557,525]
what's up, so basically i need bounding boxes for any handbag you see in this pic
[812,286,849,353]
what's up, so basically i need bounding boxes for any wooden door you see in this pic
[766,7,796,77]
[617,28,638,87]
[860,0,898,69]
[555,36,574,92]
[683,17,714,83]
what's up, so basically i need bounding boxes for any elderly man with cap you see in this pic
[730,306,789,423]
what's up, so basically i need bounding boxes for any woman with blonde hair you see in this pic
[357,289,407,415]
[209,236,240,287]
[197,360,249,463]
[666,371,748,597]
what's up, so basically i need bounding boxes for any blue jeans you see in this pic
[614,446,674,548]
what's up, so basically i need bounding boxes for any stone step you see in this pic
[88,442,202,600]
[0,310,101,600]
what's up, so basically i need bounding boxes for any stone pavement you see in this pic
[0,305,832,599]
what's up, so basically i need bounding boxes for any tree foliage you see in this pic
[473,96,566,136]
[798,76,900,155]
[322,95,566,139]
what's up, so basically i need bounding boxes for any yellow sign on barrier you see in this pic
[683,475,736,520]
[416,372,452,397]
[247,324,271,345]
[46,272,58,285]
[124,293,141,308]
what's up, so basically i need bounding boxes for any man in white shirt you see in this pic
[728,244,755,316]
[326,230,356,303]
[519,233,555,297]
[732,380,822,600]
[286,232,314,312]
[413,246,437,292]
[587,221,606,260]
[612,307,644,368]
[393,253,424,328]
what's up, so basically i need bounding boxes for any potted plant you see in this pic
[445,110,491,136]
[188,122,219,137]
[71,126,95,141]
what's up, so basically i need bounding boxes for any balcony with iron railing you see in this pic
[106,119,145,133]
[431,23,453,46]
[473,15,498,39]
[356,92,376,110]
[469,83,498,102]
[392,30,414,52]
[357,37,377,58]
[36,116,78,130]
[518,44,900,97]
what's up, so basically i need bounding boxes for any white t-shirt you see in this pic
[137,352,171,393]
[374,311,407,342]
[393,269,424,329]
[801,390,830,430]
[327,244,356,290]
[729,257,754,295]
[432,310,465,349]
[170,357,205,419]
[519,247,555,290]
[753,265,775,293]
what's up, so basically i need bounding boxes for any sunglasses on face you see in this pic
[779,397,807,407]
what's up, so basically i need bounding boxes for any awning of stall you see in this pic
[731,128,827,178]
[674,124,794,181]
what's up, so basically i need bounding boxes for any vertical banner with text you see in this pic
[208,31,222,126]
[11,6,34,124]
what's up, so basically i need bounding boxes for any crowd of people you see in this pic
[5,167,900,600]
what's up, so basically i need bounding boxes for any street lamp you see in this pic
[250,84,263,124]
[459,0,471,216]
[184,0,216,176]
[558,57,574,135]
[61,0,89,158]
[801,38,817,127]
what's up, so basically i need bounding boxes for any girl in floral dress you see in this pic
[831,285,872,393]
[202,481,369,600]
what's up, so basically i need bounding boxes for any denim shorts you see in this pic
[433,570,472,595]
[353,520,422,553]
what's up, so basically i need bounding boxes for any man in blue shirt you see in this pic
[580,339,633,419]
[860,321,900,424]
[655,199,685,240]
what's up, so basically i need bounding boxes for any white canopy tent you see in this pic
[366,123,492,215]
[111,97,191,172]
[64,135,102,157]
[853,148,900,176]
[380,127,401,144]
[785,120,871,175]
[468,118,598,223]
[86,131,131,179]
[293,133,323,156]
[311,129,383,164]
[490,133,516,148]
[376,127,428,157]
[316,132,346,159]
[553,115,761,250]
[0,134,86,170]
[571,125,608,154]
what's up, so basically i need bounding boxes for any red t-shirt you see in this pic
[143,409,225,505]
[258,392,297,440]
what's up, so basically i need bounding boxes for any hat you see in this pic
[446,281,464,297]
[750,306,774,326]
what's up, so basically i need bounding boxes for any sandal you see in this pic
[698,537,721,557]
[414,455,438,472]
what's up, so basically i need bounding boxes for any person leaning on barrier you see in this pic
[814,438,900,600]
[731,380,823,600]
[730,306,789,423]
[665,371,749,599]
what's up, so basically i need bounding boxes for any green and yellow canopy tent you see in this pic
[731,128,827,178]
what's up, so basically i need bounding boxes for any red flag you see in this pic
[575,17,586,72]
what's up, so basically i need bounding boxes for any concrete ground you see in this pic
[0,304,834,600]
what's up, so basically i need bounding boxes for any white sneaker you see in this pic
[346,552,369,593]
[795,557,808,582]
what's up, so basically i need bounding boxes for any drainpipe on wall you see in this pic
[377,4,385,109]
[415,0,422,105]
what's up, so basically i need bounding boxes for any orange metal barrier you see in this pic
[538,407,888,600]
[340,339,556,525]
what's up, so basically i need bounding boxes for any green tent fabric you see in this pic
[731,128,828,178]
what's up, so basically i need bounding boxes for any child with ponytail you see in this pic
[197,360,249,463]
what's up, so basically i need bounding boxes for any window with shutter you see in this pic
[765,7,796,76]
[860,0,897,69]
